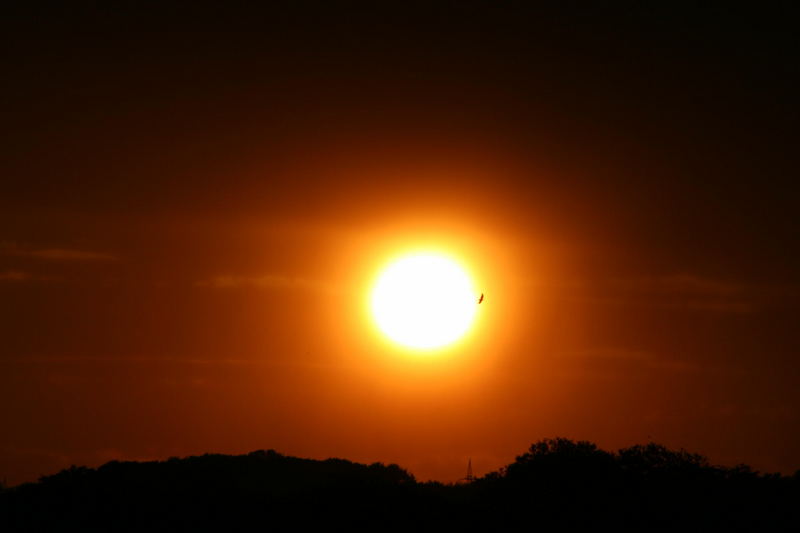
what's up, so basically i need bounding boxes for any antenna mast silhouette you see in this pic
[464,458,474,482]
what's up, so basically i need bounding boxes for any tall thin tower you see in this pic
[464,458,474,482]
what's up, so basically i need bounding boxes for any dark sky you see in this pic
[2,3,799,485]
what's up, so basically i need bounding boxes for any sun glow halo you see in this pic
[370,253,478,350]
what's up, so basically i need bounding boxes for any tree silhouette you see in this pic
[1,440,797,531]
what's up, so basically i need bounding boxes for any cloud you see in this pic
[0,354,346,372]
[0,270,54,282]
[562,348,702,373]
[550,274,760,314]
[614,274,753,313]
[23,248,117,261]
[0,270,32,281]
[1,243,117,261]
[613,274,743,297]
[564,348,657,362]
[196,274,335,293]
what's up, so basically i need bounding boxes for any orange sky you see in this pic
[2,4,799,485]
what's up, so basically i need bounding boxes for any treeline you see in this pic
[470,438,799,530]
[1,439,798,531]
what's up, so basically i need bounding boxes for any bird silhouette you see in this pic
[478,293,484,304]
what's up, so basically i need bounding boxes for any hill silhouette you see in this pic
[2,439,797,531]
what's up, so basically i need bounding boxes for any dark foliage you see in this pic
[472,439,799,530]
[1,440,797,531]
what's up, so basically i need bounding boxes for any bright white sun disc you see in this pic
[370,254,478,349]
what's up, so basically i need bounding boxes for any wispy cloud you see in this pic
[1,243,118,262]
[196,274,335,293]
[0,354,348,371]
[0,270,54,282]
[24,248,117,261]
[612,274,742,297]
[548,273,762,314]
[612,274,753,313]
[561,348,702,373]
[0,270,32,281]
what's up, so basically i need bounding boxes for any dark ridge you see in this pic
[1,439,798,531]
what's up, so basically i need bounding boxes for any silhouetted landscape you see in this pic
[3,4,800,531]
[2,438,797,531]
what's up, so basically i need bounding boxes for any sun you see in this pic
[370,253,479,350]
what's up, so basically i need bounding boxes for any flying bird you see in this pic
[478,293,484,304]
